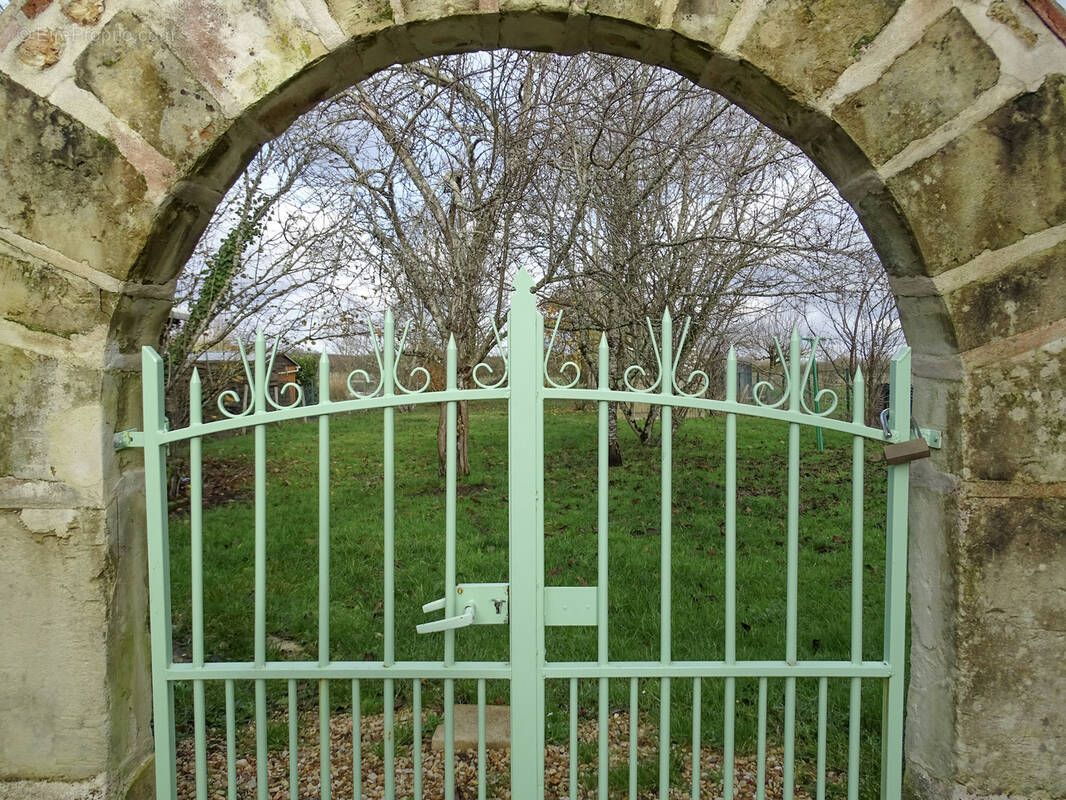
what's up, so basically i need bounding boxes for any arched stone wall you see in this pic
[0,1,1062,798]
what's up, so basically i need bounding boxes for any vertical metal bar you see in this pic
[140,346,177,800]
[535,311,547,800]
[508,270,544,800]
[629,678,639,800]
[691,678,701,800]
[413,680,422,800]
[320,679,332,800]
[849,677,862,800]
[817,677,828,800]
[169,683,178,795]
[784,328,801,800]
[724,347,738,800]
[784,677,796,794]
[317,354,330,800]
[383,314,396,800]
[289,679,299,800]
[193,680,206,800]
[253,330,268,800]
[478,679,487,800]
[659,310,673,800]
[255,679,267,800]
[190,369,207,800]
[569,679,579,800]
[444,678,455,800]
[225,680,237,800]
[881,349,911,800]
[598,334,610,800]
[849,369,865,800]
[254,328,267,666]
[756,678,767,800]
[383,677,395,800]
[319,350,331,667]
[445,335,457,800]
[351,679,359,800]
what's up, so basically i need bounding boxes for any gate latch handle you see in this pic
[416,603,475,634]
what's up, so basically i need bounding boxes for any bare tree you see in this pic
[164,118,367,427]
[308,52,596,474]
[542,58,839,457]
[172,49,894,476]
[804,255,903,425]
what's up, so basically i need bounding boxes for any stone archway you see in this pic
[0,2,1063,798]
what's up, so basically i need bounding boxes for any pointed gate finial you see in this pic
[512,268,534,293]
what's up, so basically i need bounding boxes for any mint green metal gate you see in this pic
[130,268,915,799]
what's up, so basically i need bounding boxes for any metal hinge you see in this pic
[880,410,942,449]
[918,428,942,449]
[113,429,143,450]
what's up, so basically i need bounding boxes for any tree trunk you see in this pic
[605,340,623,466]
[437,400,472,477]
[607,401,623,466]
[437,403,447,476]
[457,399,470,476]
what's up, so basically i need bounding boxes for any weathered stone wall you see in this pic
[0,1,1062,798]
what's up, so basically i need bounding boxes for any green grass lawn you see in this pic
[168,401,893,797]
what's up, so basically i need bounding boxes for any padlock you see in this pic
[883,437,930,464]
[880,409,931,465]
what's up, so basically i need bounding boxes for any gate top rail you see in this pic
[122,270,923,448]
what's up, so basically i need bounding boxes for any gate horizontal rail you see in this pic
[125,387,889,447]
[164,660,894,681]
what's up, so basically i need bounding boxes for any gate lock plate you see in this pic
[417,583,598,633]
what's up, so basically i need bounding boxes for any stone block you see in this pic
[888,74,1066,275]
[0,73,151,280]
[325,0,396,37]
[586,0,661,29]
[103,468,153,786]
[962,335,1066,483]
[586,12,672,65]
[405,12,500,59]
[954,494,1066,794]
[946,239,1066,352]
[431,704,510,751]
[0,343,104,501]
[894,292,960,358]
[0,507,110,779]
[74,12,226,167]
[400,0,482,23]
[905,475,960,790]
[834,8,1000,165]
[0,240,111,339]
[125,184,218,285]
[499,7,576,55]
[134,0,329,118]
[739,0,903,99]
[669,0,741,49]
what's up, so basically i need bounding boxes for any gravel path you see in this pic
[176,709,826,800]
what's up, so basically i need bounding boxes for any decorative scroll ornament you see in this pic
[671,316,711,398]
[264,336,305,410]
[393,319,432,394]
[751,336,792,410]
[215,329,304,418]
[797,335,839,417]
[473,318,509,390]
[216,337,256,419]
[622,317,663,393]
[751,331,839,417]
[346,314,385,399]
[544,312,581,389]
[344,313,433,398]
